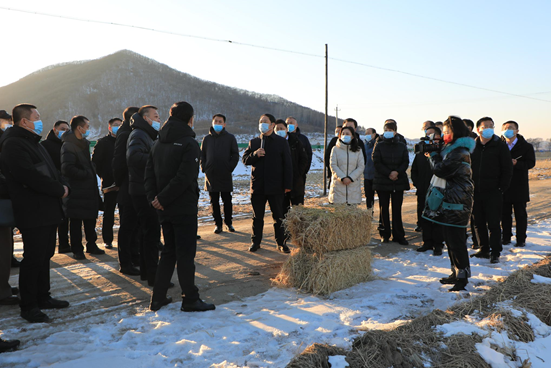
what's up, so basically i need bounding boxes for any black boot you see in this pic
[417,243,433,252]
[440,273,457,285]
[449,278,468,292]
[0,338,20,353]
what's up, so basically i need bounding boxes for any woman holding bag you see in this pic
[422,116,475,292]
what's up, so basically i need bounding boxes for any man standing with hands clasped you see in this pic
[243,114,293,253]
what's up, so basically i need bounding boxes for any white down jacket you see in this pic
[329,139,365,204]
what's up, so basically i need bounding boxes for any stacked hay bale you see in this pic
[274,205,373,295]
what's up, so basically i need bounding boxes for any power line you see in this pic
[1,5,550,104]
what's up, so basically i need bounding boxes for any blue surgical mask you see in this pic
[276,130,287,138]
[33,120,43,135]
[481,128,494,139]
[57,130,65,139]
[213,124,223,133]
[383,131,395,139]
[341,135,352,144]
[2,124,12,131]
[288,124,296,133]
[259,123,270,134]
[112,126,119,135]
[365,135,372,142]
[502,130,515,139]
[152,121,161,131]
[82,130,89,139]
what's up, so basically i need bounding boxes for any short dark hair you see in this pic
[384,121,397,132]
[366,127,376,134]
[70,115,89,131]
[0,110,12,121]
[123,106,139,122]
[12,104,37,125]
[444,116,469,142]
[426,126,442,136]
[384,119,396,125]
[108,118,122,126]
[424,120,435,127]
[435,121,443,127]
[503,120,519,130]
[463,119,474,130]
[212,114,226,123]
[275,119,287,128]
[138,105,157,117]
[54,120,69,128]
[343,118,358,128]
[262,114,276,124]
[336,125,343,129]
[286,116,296,121]
[476,117,494,128]
[170,101,194,123]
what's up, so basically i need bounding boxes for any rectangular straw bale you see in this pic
[283,204,372,253]
[274,246,373,295]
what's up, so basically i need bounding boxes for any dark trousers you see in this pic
[473,190,503,256]
[153,218,199,303]
[364,179,375,209]
[117,181,140,268]
[443,225,470,279]
[132,194,160,284]
[416,193,426,227]
[19,225,57,311]
[421,218,444,249]
[377,190,405,241]
[209,191,233,227]
[470,213,478,248]
[102,191,118,245]
[57,218,70,251]
[251,192,285,246]
[282,192,303,218]
[0,227,12,300]
[70,218,97,254]
[502,201,528,243]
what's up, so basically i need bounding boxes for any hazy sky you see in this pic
[1,0,550,139]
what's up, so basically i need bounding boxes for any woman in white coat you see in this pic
[329,127,365,204]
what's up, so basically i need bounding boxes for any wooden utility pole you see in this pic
[335,105,340,127]
[323,44,328,196]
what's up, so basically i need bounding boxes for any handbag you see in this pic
[0,198,16,227]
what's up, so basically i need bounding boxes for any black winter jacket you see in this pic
[411,152,433,197]
[288,133,309,198]
[127,113,158,196]
[40,129,63,172]
[502,134,535,203]
[112,118,132,187]
[294,127,313,174]
[92,133,116,188]
[372,135,410,192]
[471,135,513,193]
[61,130,99,219]
[0,126,66,229]
[145,117,200,222]
[200,127,239,192]
[242,133,293,195]
[423,137,475,228]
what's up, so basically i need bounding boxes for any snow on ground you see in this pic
[2,221,551,367]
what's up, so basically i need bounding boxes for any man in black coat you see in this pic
[127,106,161,286]
[112,106,140,276]
[275,120,308,211]
[243,114,293,253]
[41,120,71,253]
[201,114,239,234]
[463,118,479,249]
[0,104,70,323]
[286,116,312,175]
[500,121,536,248]
[92,117,122,249]
[145,101,215,313]
[471,117,513,263]
[61,115,104,260]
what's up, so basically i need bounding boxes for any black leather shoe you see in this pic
[515,241,526,248]
[196,235,201,240]
[104,244,113,250]
[395,239,409,246]
[471,250,490,259]
[39,298,70,309]
[21,308,50,323]
[214,226,223,234]
[58,247,72,254]
[181,299,216,312]
[249,243,260,252]
[86,247,105,255]
[226,225,235,232]
[502,238,511,245]
[150,296,172,311]
[417,244,433,252]
[414,225,422,232]
[449,280,467,292]
[0,338,21,353]
[440,273,457,284]
[433,247,443,256]
[490,255,500,264]
[11,256,21,268]
[73,252,86,260]
[278,245,291,253]
[120,266,141,276]
[0,295,20,305]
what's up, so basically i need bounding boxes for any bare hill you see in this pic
[0,50,338,139]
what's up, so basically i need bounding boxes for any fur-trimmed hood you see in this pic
[441,136,476,157]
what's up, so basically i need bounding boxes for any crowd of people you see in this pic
[0,104,536,352]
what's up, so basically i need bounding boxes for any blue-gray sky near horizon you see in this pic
[0,0,550,139]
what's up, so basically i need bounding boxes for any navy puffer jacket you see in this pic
[422,137,475,228]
